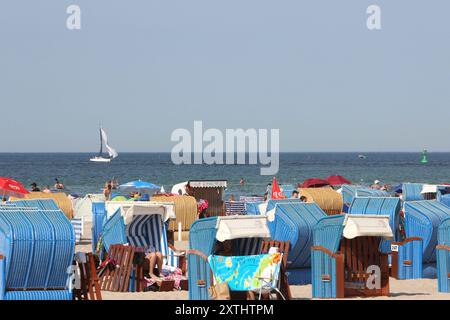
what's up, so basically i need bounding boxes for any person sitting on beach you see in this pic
[30,182,40,192]
[54,178,65,190]
[103,182,112,200]
[300,195,307,202]
[42,185,52,193]
[291,190,299,199]
[145,246,164,280]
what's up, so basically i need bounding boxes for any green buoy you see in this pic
[421,149,428,164]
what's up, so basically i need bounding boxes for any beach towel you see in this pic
[208,253,282,291]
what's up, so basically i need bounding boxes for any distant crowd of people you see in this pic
[29,178,65,193]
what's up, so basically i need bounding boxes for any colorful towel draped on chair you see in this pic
[208,253,282,291]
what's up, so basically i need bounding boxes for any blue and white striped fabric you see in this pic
[225,201,246,216]
[71,217,84,243]
[102,212,180,268]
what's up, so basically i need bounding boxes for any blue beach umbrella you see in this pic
[118,180,161,194]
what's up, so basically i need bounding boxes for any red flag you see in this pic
[271,177,284,199]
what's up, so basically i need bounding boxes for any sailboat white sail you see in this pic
[101,128,118,159]
[90,127,118,162]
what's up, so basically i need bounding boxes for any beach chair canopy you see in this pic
[402,183,425,202]
[404,201,450,263]
[265,199,301,221]
[72,193,104,222]
[438,217,450,246]
[186,180,227,217]
[105,201,175,223]
[299,187,343,215]
[348,197,401,249]
[9,192,74,219]
[151,195,197,231]
[269,202,327,268]
[342,215,393,239]
[341,185,389,206]
[171,181,188,195]
[188,180,227,188]
[215,216,271,242]
[0,208,75,300]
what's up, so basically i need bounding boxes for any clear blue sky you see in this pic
[1,1,449,152]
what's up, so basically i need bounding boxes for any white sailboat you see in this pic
[90,127,118,162]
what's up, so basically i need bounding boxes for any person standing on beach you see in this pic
[240,178,245,186]
[103,181,112,200]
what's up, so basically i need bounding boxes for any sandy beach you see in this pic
[76,222,450,301]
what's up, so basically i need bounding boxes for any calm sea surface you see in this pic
[0,153,449,197]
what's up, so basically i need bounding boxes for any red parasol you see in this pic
[301,178,330,188]
[0,177,30,199]
[271,177,285,199]
[326,175,352,186]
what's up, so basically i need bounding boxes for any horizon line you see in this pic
[0,151,448,154]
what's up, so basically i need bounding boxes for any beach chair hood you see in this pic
[105,201,175,224]
[342,215,393,240]
[215,216,271,242]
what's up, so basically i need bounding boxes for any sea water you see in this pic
[0,152,449,197]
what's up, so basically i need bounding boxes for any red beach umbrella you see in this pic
[271,177,285,199]
[326,175,352,186]
[0,177,30,199]
[301,178,330,188]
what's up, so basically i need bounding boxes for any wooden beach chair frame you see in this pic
[99,244,135,292]
[74,252,102,300]
[312,236,390,298]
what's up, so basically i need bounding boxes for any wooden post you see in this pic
[335,253,345,298]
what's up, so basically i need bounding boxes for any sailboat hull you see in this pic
[90,157,112,163]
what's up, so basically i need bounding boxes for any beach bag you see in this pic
[208,282,230,300]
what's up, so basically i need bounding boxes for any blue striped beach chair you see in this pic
[311,214,392,298]
[0,208,75,300]
[101,209,182,269]
[437,217,450,292]
[187,216,271,300]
